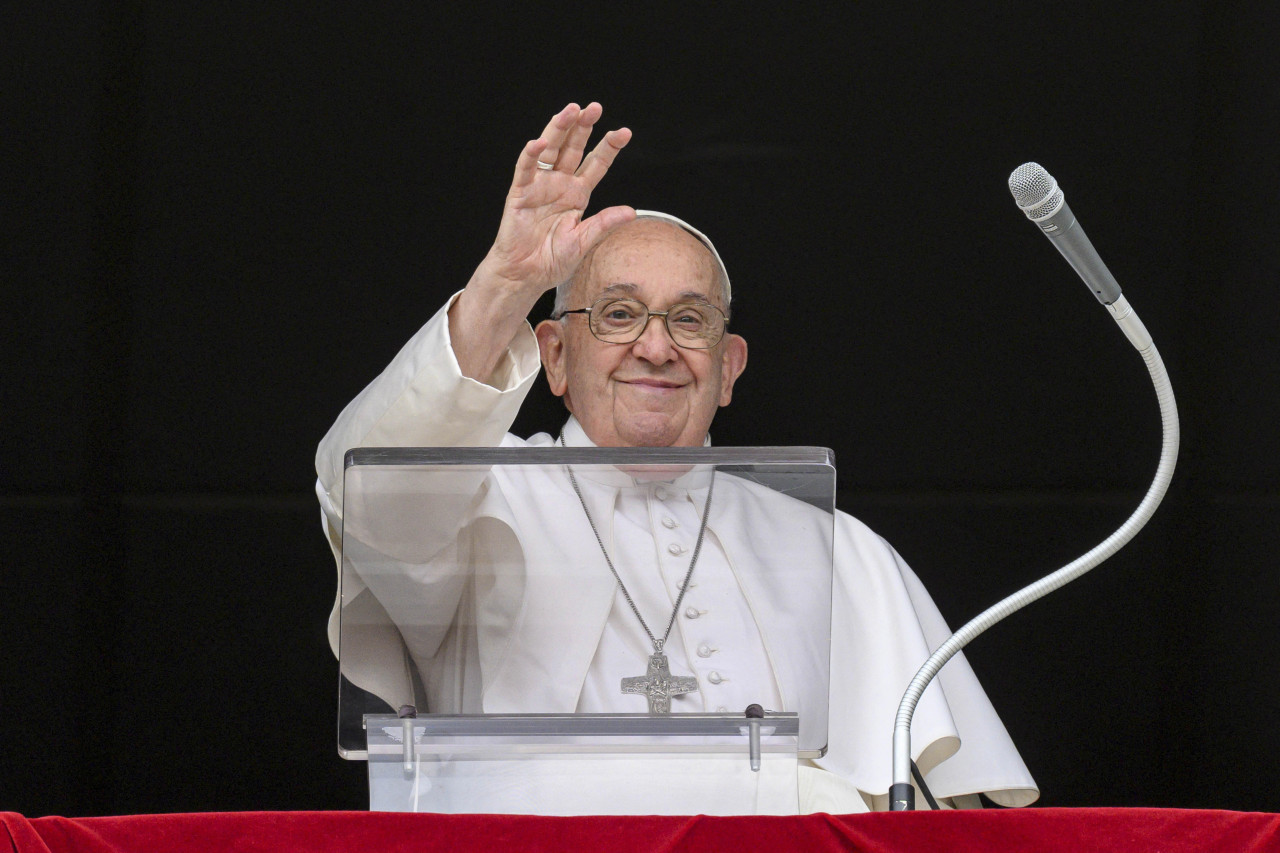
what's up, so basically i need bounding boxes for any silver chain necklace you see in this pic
[560,432,715,713]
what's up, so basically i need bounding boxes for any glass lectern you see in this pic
[338,446,835,815]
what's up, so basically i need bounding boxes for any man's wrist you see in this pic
[447,284,540,385]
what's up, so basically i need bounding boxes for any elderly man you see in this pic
[316,103,1037,812]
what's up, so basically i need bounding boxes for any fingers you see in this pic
[510,103,630,201]
[557,102,603,174]
[534,103,582,170]
[575,126,632,191]
[512,138,550,189]
[512,103,581,188]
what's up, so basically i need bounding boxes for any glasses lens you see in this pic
[667,303,724,348]
[589,299,647,340]
[586,298,726,348]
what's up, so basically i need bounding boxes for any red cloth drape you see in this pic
[5,809,1280,853]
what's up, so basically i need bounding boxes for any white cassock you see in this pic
[316,293,1039,813]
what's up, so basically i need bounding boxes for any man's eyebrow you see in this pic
[599,284,714,301]
[595,283,720,307]
[597,283,639,296]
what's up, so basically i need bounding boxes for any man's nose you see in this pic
[630,314,678,362]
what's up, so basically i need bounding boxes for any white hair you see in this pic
[552,210,732,318]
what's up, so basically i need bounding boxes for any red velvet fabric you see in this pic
[4,809,1280,853]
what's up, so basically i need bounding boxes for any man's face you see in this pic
[535,220,748,447]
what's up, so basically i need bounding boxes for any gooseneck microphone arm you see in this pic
[888,163,1180,811]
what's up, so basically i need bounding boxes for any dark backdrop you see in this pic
[5,1,1278,816]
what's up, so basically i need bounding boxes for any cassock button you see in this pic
[662,517,678,529]
[716,706,729,713]
[667,543,685,555]
[707,671,724,685]
[697,644,714,658]
[684,607,701,619]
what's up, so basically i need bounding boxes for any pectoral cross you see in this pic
[622,652,699,714]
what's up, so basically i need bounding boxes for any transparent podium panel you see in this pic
[339,446,835,814]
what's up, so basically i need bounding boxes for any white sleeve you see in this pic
[315,290,541,513]
[315,291,541,655]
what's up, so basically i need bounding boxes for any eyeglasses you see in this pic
[558,296,729,349]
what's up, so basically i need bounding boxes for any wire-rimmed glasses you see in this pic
[557,296,729,349]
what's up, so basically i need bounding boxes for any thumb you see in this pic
[573,205,637,255]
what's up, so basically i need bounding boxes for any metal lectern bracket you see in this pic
[397,704,418,774]
[745,704,764,772]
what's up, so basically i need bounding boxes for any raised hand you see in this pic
[484,102,634,295]
[450,103,634,383]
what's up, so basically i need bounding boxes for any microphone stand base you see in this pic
[889,782,915,811]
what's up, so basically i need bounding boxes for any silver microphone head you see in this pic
[1009,162,1064,221]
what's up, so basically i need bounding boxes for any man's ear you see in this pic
[718,333,748,407]
[535,319,568,397]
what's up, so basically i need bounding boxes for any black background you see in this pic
[4,1,1279,815]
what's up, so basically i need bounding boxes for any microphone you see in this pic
[889,162,1180,810]
[1008,162,1152,352]
[1008,162,1122,305]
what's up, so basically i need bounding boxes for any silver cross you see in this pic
[622,652,699,714]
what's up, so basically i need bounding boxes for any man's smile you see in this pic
[617,377,686,391]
